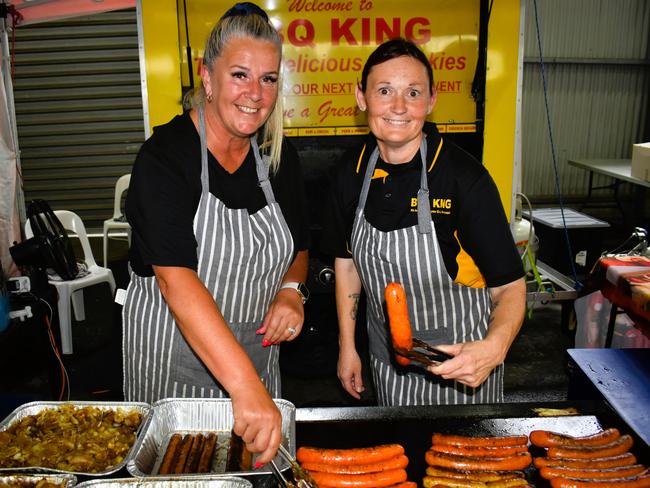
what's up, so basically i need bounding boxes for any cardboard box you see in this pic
[631,142,650,181]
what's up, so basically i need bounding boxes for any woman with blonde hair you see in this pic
[123,2,309,464]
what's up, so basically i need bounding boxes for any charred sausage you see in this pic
[184,433,205,473]
[197,432,217,473]
[432,433,528,448]
[430,443,528,457]
[547,435,633,459]
[385,283,413,366]
[425,450,532,471]
[158,433,182,475]
[172,434,194,474]
[539,464,646,480]
[297,445,405,465]
[549,475,650,488]
[425,466,525,482]
[530,428,620,448]
[534,453,637,469]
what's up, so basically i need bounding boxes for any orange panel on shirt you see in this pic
[453,231,487,288]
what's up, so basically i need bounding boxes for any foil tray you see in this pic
[127,398,295,481]
[76,476,252,487]
[0,401,152,477]
[0,473,77,487]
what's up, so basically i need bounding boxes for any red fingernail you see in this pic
[255,328,264,335]
[254,462,263,469]
[262,339,270,347]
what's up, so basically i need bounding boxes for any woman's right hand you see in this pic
[230,380,282,466]
[337,346,365,399]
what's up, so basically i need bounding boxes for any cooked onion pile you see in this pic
[0,405,142,472]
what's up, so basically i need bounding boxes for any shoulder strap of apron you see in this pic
[250,136,276,205]
[357,135,432,234]
[198,107,276,206]
[198,106,210,194]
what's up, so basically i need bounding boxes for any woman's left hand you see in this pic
[258,288,304,345]
[427,338,504,388]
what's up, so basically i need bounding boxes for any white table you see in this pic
[568,158,650,217]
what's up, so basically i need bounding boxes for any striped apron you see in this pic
[351,137,503,406]
[122,107,293,403]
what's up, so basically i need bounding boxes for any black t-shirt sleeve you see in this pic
[456,172,525,287]
[126,135,200,273]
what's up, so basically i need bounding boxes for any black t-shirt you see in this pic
[127,112,310,277]
[321,122,524,288]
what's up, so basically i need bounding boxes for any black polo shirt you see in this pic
[321,122,524,288]
[127,112,310,277]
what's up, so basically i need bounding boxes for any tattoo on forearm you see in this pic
[349,293,360,321]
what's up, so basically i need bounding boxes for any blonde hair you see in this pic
[186,11,284,172]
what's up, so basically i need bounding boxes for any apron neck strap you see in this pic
[358,135,431,234]
[197,107,276,205]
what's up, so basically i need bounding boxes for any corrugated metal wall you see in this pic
[522,0,650,199]
[13,8,145,231]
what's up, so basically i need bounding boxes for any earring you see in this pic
[206,93,213,103]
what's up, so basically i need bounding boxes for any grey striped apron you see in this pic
[122,107,293,403]
[351,137,503,406]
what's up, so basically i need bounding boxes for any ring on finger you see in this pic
[287,327,296,335]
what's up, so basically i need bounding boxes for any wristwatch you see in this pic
[280,281,310,304]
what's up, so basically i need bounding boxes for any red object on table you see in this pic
[593,255,650,335]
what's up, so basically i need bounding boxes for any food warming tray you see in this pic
[76,476,252,487]
[127,398,295,487]
[0,401,152,477]
[295,400,650,486]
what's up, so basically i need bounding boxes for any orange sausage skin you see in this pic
[309,468,407,488]
[530,428,620,448]
[301,454,408,474]
[297,444,405,465]
[385,283,413,366]
[547,435,633,459]
[534,453,637,469]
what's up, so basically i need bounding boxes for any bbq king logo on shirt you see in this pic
[411,197,452,215]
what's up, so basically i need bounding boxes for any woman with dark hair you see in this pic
[322,38,526,406]
[123,3,309,463]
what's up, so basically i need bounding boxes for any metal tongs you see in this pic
[269,444,319,488]
[394,338,454,366]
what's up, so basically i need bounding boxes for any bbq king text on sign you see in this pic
[180,0,480,134]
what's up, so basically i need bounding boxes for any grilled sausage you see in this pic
[485,480,531,487]
[184,433,205,473]
[430,443,528,457]
[534,453,637,469]
[301,454,409,474]
[425,451,532,471]
[297,445,405,465]
[158,433,182,475]
[530,428,620,448]
[425,466,525,482]
[385,283,413,366]
[309,467,407,487]
[539,464,647,480]
[172,434,194,473]
[387,483,417,488]
[197,432,217,473]
[549,475,650,488]
[422,476,486,488]
[547,435,633,459]
[432,433,529,448]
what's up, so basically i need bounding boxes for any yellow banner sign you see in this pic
[182,0,479,132]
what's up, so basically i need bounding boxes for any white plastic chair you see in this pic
[102,173,131,267]
[26,210,116,355]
